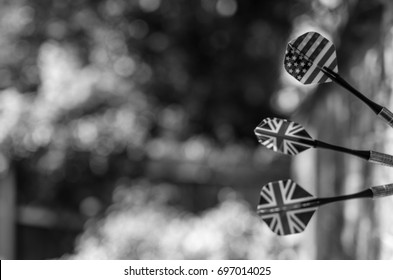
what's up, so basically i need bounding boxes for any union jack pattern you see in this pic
[285,31,338,84]
[254,118,314,155]
[257,180,317,235]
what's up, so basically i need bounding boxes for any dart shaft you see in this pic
[257,189,373,215]
[322,67,383,114]
[314,140,369,160]
[300,189,372,210]
[316,189,372,207]
[325,66,393,129]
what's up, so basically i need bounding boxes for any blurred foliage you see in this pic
[68,182,303,259]
[0,0,308,218]
[0,0,319,259]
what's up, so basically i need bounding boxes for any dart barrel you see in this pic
[369,151,393,167]
[378,107,393,128]
[370,184,393,198]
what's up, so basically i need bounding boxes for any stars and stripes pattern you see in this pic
[257,180,317,235]
[254,118,314,155]
[284,31,338,84]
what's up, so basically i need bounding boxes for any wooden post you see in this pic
[0,168,16,259]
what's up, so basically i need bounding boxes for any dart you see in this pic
[284,31,393,128]
[254,117,393,167]
[258,179,393,236]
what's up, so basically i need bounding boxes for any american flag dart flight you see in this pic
[258,179,393,236]
[285,31,393,128]
[254,117,393,167]
[285,31,337,84]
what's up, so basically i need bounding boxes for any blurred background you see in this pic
[0,0,393,260]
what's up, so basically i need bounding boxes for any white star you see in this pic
[297,75,302,79]
[294,62,298,66]
[300,62,305,66]
[289,69,293,73]
[292,56,296,60]
[287,62,292,67]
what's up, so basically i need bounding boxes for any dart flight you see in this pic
[254,117,393,167]
[285,31,393,128]
[258,179,393,236]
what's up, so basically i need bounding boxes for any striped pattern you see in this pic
[254,118,314,155]
[284,31,338,84]
[257,180,317,235]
